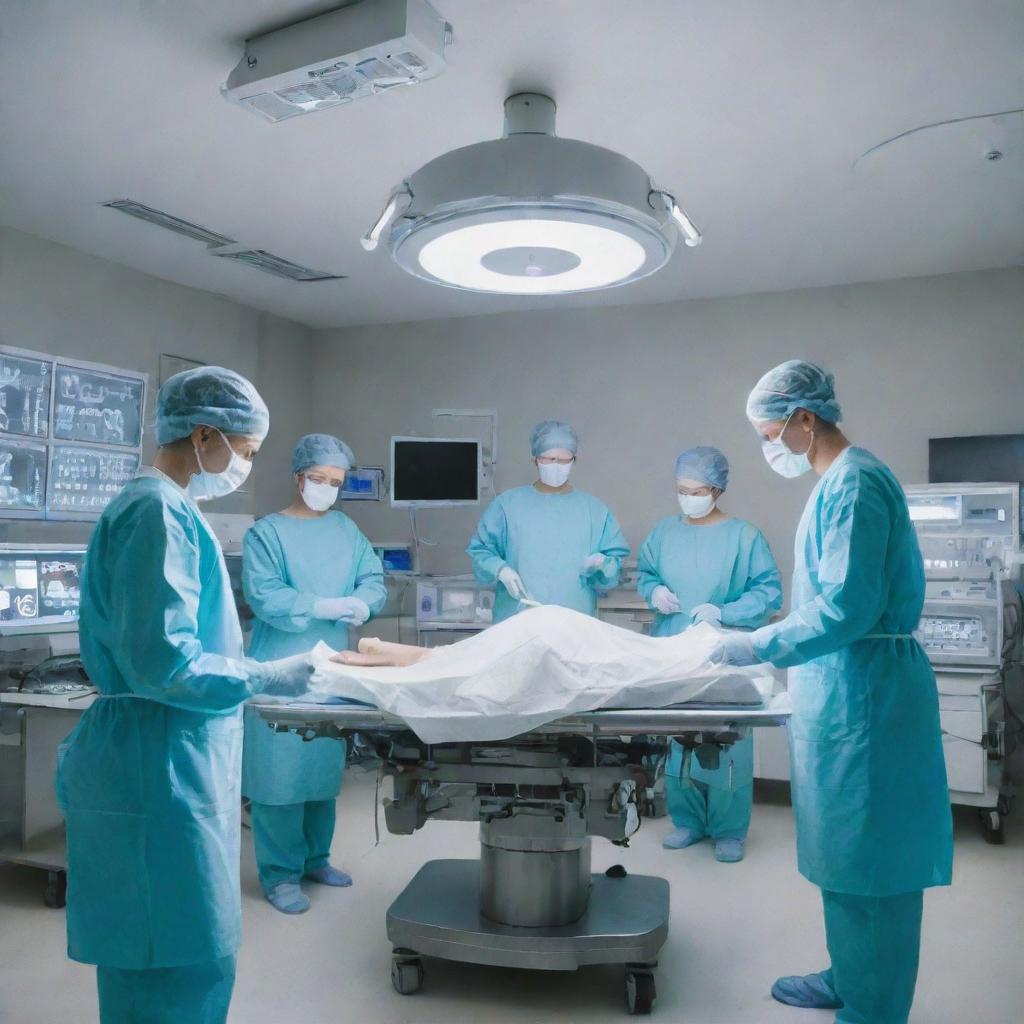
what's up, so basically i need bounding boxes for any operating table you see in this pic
[250,698,790,1015]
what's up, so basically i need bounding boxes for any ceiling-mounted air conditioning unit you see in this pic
[222,0,452,123]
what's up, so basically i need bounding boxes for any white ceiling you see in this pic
[1,1,1022,329]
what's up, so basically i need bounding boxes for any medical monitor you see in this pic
[0,545,85,635]
[929,434,1024,485]
[390,437,481,508]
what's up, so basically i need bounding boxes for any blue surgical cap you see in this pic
[674,446,729,490]
[157,366,269,445]
[292,433,354,474]
[530,420,578,457]
[746,359,842,424]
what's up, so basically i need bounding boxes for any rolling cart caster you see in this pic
[391,949,424,995]
[625,966,656,1015]
[980,809,1005,845]
[44,870,67,909]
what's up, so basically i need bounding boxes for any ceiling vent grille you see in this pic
[207,245,344,282]
[102,199,345,283]
[102,200,235,246]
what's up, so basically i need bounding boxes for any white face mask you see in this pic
[190,429,251,502]
[302,479,339,512]
[762,412,814,478]
[538,462,572,487]
[678,492,715,519]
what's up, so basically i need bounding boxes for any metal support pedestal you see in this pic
[387,859,668,1014]
[249,701,791,1015]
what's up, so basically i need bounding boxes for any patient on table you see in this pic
[308,605,777,745]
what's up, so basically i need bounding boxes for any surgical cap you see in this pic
[674,446,729,490]
[530,420,578,457]
[291,433,354,474]
[745,359,843,424]
[156,366,269,445]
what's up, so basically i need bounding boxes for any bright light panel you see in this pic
[416,218,649,294]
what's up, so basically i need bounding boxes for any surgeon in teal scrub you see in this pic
[467,420,629,623]
[243,433,386,915]
[638,446,782,863]
[57,367,314,1024]
[713,360,953,1024]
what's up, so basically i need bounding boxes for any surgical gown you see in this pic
[637,517,782,836]
[752,448,952,894]
[57,471,260,974]
[751,447,952,1023]
[241,511,386,806]
[467,485,629,623]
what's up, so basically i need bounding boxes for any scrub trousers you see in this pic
[251,798,335,893]
[823,888,924,1024]
[97,955,236,1024]
[665,773,752,840]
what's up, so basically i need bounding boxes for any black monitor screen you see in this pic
[929,434,1024,484]
[392,440,479,504]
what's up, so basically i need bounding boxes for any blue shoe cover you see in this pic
[662,827,704,850]
[714,838,745,863]
[305,864,353,887]
[266,883,310,915]
[771,969,843,1009]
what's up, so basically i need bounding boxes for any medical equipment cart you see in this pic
[905,483,1024,841]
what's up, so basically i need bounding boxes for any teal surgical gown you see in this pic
[57,470,260,970]
[241,511,386,806]
[637,517,782,828]
[467,485,629,623]
[637,517,783,638]
[752,447,953,897]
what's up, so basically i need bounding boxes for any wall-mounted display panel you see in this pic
[0,350,52,439]
[0,437,48,518]
[53,362,145,448]
[46,445,140,521]
[0,346,148,522]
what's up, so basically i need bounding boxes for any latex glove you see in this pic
[651,585,682,615]
[497,566,528,601]
[691,603,723,626]
[314,596,370,626]
[582,553,609,577]
[254,652,315,696]
[708,631,760,667]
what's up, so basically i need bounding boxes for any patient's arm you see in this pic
[331,637,434,667]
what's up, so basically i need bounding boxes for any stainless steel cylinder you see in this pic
[479,838,592,927]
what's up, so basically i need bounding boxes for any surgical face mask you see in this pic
[190,429,251,502]
[762,413,814,479]
[538,462,572,487]
[678,492,715,519]
[302,479,339,512]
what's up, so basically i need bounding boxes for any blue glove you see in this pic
[691,603,722,626]
[582,553,609,577]
[314,596,371,626]
[708,631,760,667]
[252,653,315,696]
[498,566,529,601]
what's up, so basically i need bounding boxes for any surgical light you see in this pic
[361,93,702,295]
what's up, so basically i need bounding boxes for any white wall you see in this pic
[0,226,313,541]
[310,268,1024,591]
[4,228,1021,592]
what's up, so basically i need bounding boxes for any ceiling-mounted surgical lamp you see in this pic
[361,93,702,295]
